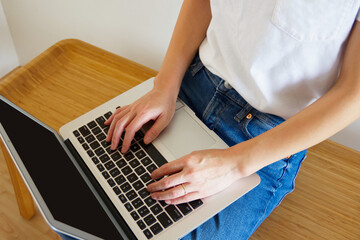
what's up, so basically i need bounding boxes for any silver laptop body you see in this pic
[1,78,260,240]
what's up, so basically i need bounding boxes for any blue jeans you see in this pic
[58,55,306,240]
[178,54,306,240]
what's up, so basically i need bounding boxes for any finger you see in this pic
[150,158,187,181]
[165,192,202,205]
[143,114,171,144]
[104,106,127,125]
[106,108,130,142]
[111,113,135,150]
[147,172,186,193]
[150,183,192,201]
[121,112,153,153]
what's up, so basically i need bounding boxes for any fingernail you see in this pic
[151,194,157,200]
[165,200,171,205]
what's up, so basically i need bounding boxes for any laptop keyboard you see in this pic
[73,110,203,239]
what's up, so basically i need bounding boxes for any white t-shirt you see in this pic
[199,0,360,119]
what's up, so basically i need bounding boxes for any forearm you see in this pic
[230,22,360,177]
[154,0,211,95]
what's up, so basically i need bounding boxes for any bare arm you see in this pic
[106,0,212,152]
[148,21,360,204]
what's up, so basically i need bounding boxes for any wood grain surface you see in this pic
[0,39,359,239]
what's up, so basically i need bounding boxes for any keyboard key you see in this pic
[99,154,110,163]
[87,150,94,157]
[77,136,84,144]
[139,140,168,167]
[109,168,121,178]
[79,125,91,137]
[106,146,115,155]
[130,143,140,152]
[102,171,110,179]
[113,186,121,195]
[121,166,132,176]
[135,150,146,159]
[134,131,144,141]
[85,135,95,143]
[144,197,156,207]
[143,229,153,239]
[87,121,97,129]
[141,157,151,166]
[119,194,127,203]
[115,175,126,185]
[127,173,138,183]
[139,188,150,199]
[165,205,182,222]
[107,179,116,187]
[177,203,192,216]
[144,214,156,226]
[138,206,150,217]
[189,199,203,209]
[95,148,105,156]
[146,164,157,174]
[137,220,146,230]
[133,180,144,191]
[159,201,167,207]
[140,173,152,183]
[73,130,80,137]
[96,116,107,129]
[104,161,115,170]
[104,126,110,134]
[135,166,146,175]
[126,190,138,201]
[82,143,89,150]
[120,182,132,193]
[97,164,105,172]
[129,159,140,168]
[124,202,133,212]
[96,133,106,141]
[90,141,100,150]
[101,140,111,148]
[111,152,121,161]
[92,127,102,135]
[104,111,112,119]
[130,211,140,221]
[116,159,127,168]
[150,204,162,215]
[150,223,163,235]
[157,212,173,229]
[131,198,144,209]
[124,152,135,161]
[91,157,99,164]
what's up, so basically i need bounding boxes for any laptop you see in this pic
[0,77,260,240]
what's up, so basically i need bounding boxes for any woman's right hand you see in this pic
[105,77,178,153]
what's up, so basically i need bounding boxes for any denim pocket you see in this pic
[242,114,283,139]
[189,54,204,77]
[272,0,353,41]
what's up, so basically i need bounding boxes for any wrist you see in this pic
[153,74,182,101]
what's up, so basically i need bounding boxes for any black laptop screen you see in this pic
[0,98,124,240]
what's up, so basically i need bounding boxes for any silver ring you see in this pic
[181,184,187,195]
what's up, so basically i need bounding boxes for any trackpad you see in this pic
[158,109,216,159]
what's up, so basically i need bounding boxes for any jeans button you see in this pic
[224,81,232,89]
[246,113,252,119]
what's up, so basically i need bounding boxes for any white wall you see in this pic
[1,0,181,71]
[0,0,19,78]
[1,0,360,152]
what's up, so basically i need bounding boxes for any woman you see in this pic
[62,0,360,239]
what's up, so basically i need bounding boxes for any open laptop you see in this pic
[0,77,260,240]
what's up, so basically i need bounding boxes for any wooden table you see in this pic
[0,38,157,220]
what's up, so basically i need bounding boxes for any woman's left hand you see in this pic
[147,148,245,205]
